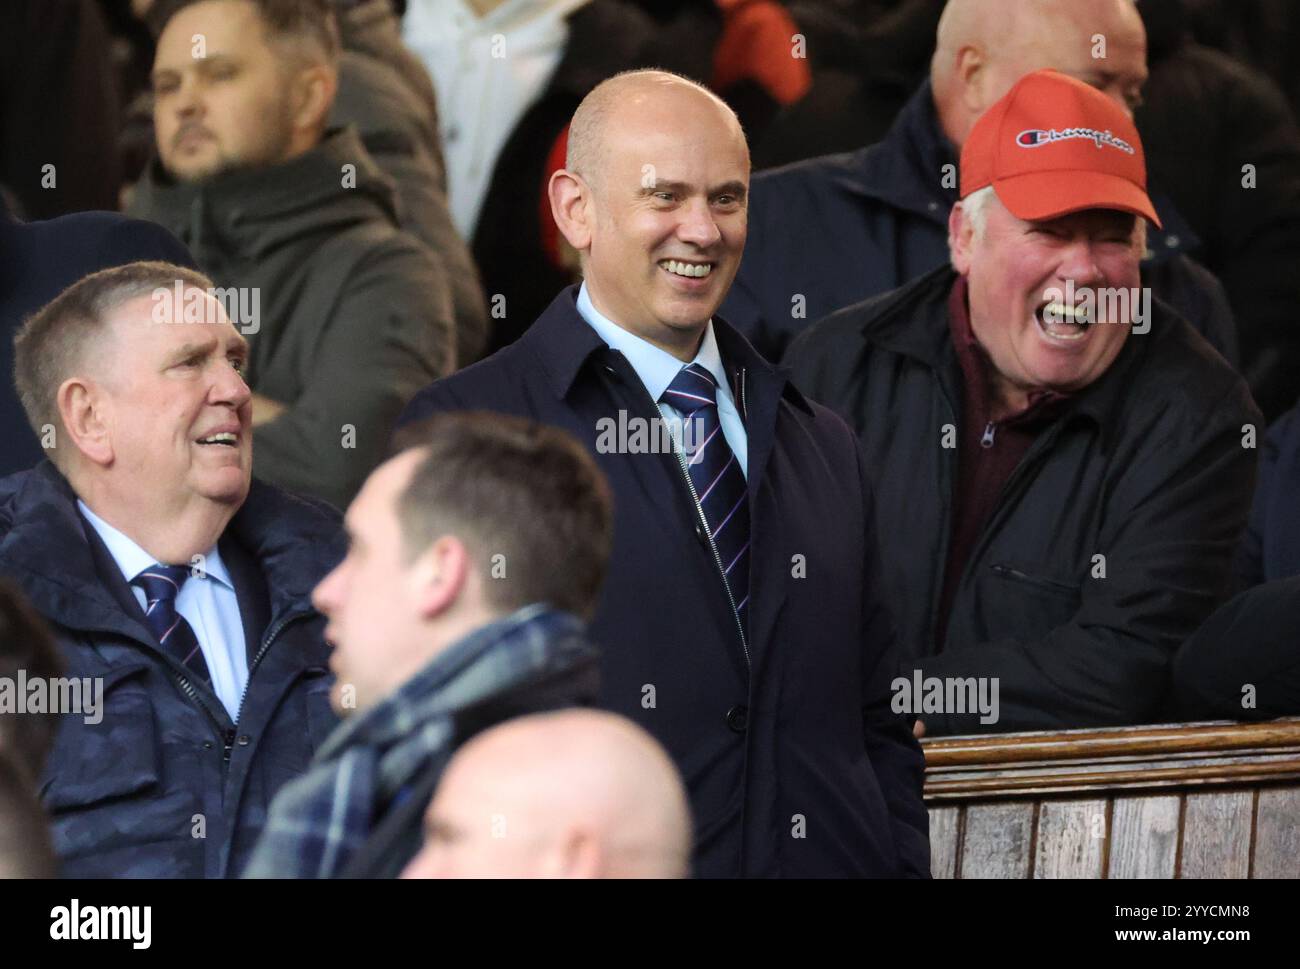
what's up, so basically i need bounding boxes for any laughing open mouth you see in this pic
[1035,300,1091,342]
[195,432,239,448]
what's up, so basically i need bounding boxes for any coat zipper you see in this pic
[989,563,1078,594]
[928,382,960,649]
[620,361,751,666]
[167,610,311,766]
[233,610,311,724]
[171,669,231,753]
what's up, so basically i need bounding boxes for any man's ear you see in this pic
[948,201,975,275]
[549,828,604,879]
[954,45,987,116]
[549,169,594,255]
[411,535,472,621]
[57,377,114,468]
[289,64,337,138]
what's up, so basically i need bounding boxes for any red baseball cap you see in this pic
[960,69,1161,228]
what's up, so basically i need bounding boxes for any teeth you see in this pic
[1042,301,1089,324]
[662,260,712,278]
[200,432,237,445]
[1036,301,1092,343]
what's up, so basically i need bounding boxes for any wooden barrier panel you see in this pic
[920,718,1300,878]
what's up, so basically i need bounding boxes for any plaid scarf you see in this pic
[242,604,596,878]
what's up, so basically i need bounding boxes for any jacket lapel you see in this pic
[219,532,272,665]
[0,465,157,648]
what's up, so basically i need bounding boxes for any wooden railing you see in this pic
[920,718,1300,878]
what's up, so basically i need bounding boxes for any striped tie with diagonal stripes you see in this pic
[662,363,751,630]
[132,564,212,683]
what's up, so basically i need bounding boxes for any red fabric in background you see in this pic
[540,124,570,271]
[712,0,812,105]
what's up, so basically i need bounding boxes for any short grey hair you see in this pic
[956,185,1149,250]
[13,261,215,468]
[959,185,998,240]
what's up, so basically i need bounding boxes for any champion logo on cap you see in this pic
[1015,127,1136,155]
[961,70,1160,227]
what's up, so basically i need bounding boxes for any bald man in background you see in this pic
[401,710,691,879]
[400,70,929,878]
[724,0,1237,365]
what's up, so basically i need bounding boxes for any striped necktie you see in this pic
[662,363,751,629]
[132,564,211,683]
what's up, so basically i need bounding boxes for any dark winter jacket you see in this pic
[333,0,489,362]
[787,266,1260,734]
[128,127,454,509]
[1170,576,1300,722]
[0,462,345,877]
[1236,403,1300,586]
[1138,37,1300,419]
[398,287,931,878]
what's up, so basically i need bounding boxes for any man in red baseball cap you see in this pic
[951,68,1158,401]
[960,69,1160,227]
[786,69,1260,737]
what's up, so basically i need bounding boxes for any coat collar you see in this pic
[853,265,1170,452]
[829,80,959,222]
[520,285,814,416]
[0,462,342,639]
[129,127,396,260]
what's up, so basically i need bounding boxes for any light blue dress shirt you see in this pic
[78,500,249,719]
[576,283,749,478]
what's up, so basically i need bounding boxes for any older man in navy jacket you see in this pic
[0,261,343,877]
[399,70,929,878]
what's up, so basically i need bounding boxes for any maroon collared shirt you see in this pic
[934,276,1069,648]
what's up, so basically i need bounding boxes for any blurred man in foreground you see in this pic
[245,412,612,878]
[401,709,691,879]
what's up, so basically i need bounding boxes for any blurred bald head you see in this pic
[549,70,750,361]
[932,0,1147,145]
[401,710,692,878]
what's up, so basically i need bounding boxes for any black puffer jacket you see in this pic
[788,267,1261,734]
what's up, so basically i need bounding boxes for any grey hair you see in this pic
[959,185,998,240]
[955,185,1149,251]
[13,261,215,469]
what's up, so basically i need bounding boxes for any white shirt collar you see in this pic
[77,499,231,590]
[575,282,730,403]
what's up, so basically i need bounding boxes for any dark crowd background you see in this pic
[2,0,1298,410]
